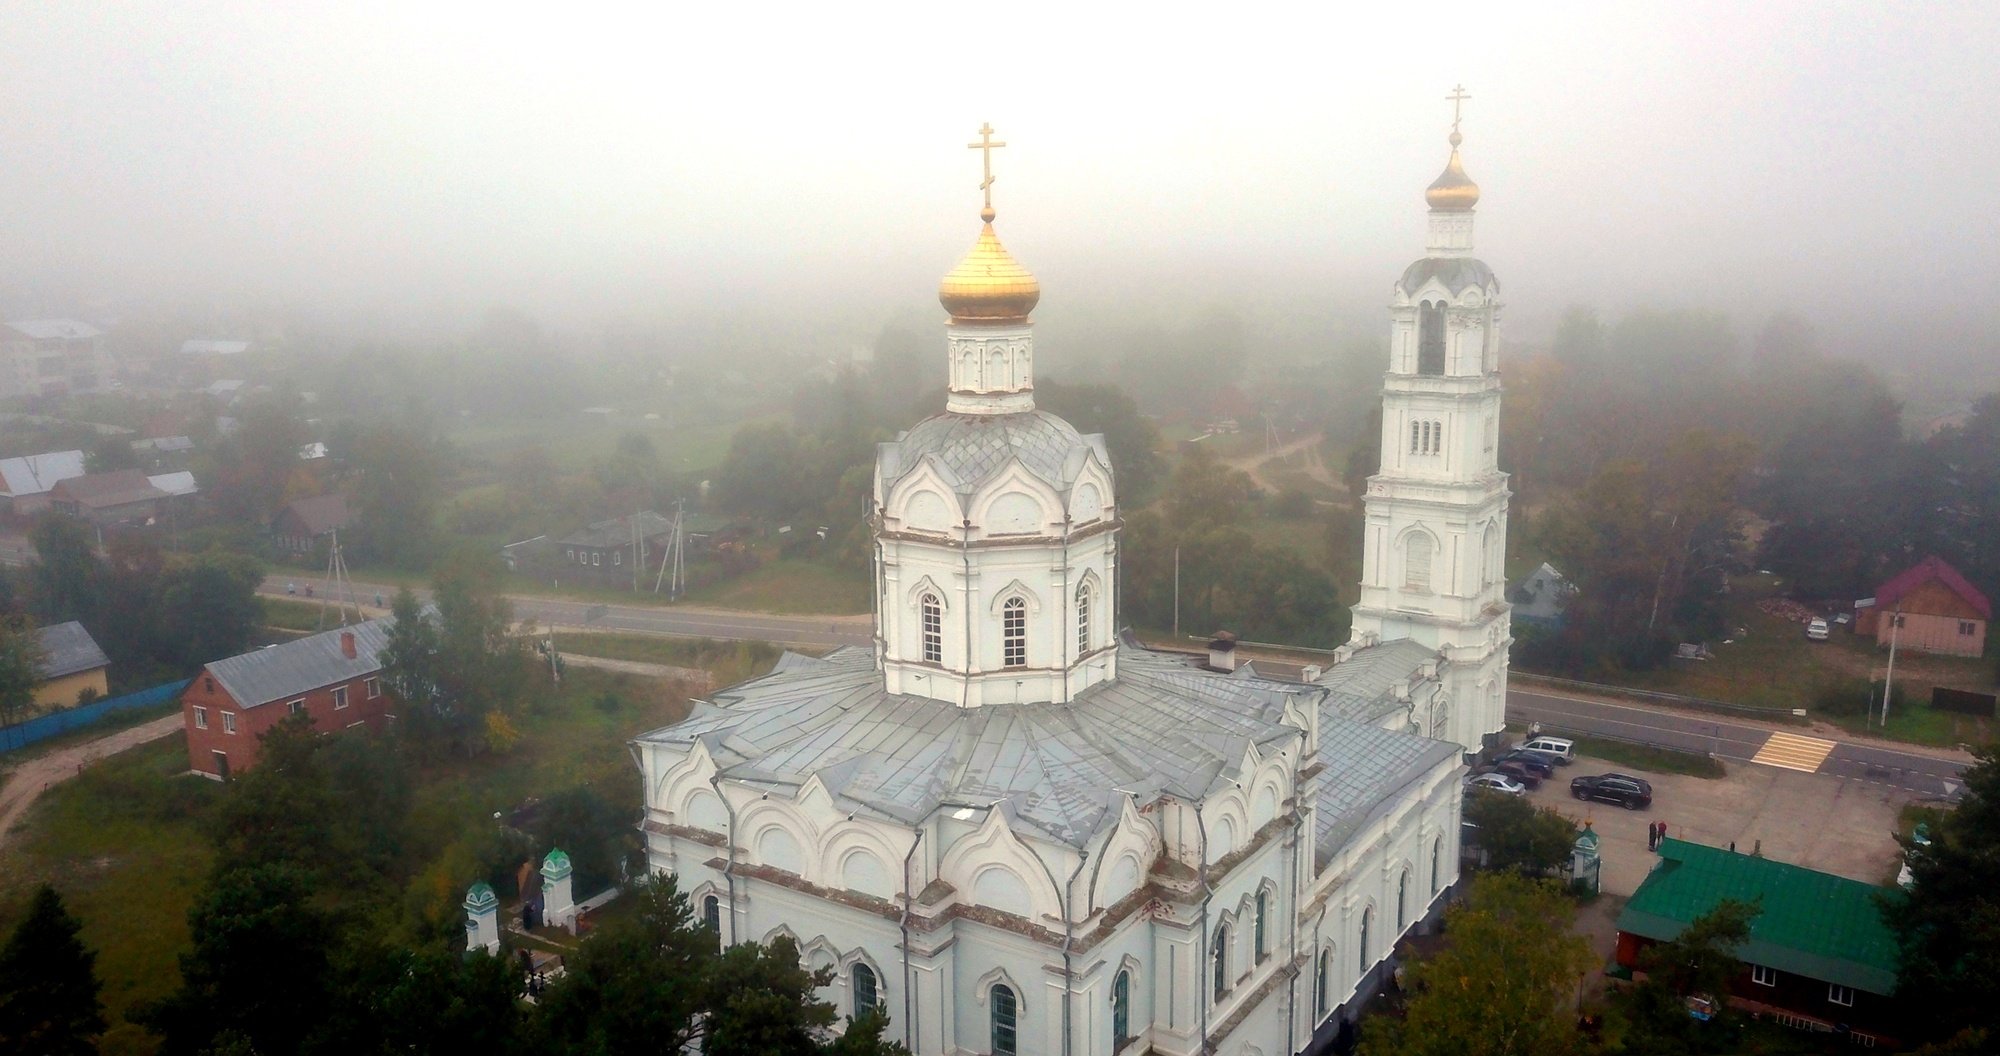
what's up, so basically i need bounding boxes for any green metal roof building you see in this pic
[1616,839,1906,1041]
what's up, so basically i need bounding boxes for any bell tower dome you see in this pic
[871,125,1120,707]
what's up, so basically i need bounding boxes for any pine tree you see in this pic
[0,885,105,1056]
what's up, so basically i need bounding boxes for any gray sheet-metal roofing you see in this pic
[277,494,351,536]
[180,339,250,355]
[0,450,85,497]
[1399,256,1498,297]
[638,640,1460,855]
[877,410,1110,500]
[36,621,109,680]
[205,618,391,708]
[5,319,103,340]
[639,644,1306,847]
[560,511,676,549]
[1312,638,1442,725]
[1314,719,1461,867]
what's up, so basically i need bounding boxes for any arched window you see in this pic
[1254,890,1269,962]
[991,984,1018,1056]
[852,962,879,1019]
[1111,968,1131,1050]
[1409,420,1422,454]
[1358,907,1373,974]
[920,593,942,663]
[702,895,721,947]
[1432,835,1445,894]
[1404,534,1433,593]
[1418,301,1446,375]
[1076,583,1092,656]
[1398,870,1410,930]
[1002,597,1027,668]
[1315,949,1330,1018]
[1212,925,1229,1001]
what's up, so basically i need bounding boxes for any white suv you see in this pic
[1519,736,1576,765]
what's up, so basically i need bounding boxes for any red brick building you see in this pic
[181,618,394,779]
[1855,555,1990,658]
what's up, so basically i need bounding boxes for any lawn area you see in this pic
[0,654,753,1055]
[555,632,789,680]
[1569,735,1727,779]
[0,737,220,1056]
[682,557,869,615]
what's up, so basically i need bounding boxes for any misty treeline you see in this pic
[0,515,263,698]
[1500,307,2000,673]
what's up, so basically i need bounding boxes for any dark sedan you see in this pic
[1482,760,1543,790]
[1570,773,1653,810]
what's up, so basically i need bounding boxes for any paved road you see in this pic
[259,576,874,651]
[1508,687,1968,800]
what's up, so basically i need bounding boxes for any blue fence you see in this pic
[0,678,192,755]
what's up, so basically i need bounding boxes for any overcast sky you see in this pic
[2,1,1995,353]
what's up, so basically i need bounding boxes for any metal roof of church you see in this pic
[1398,256,1498,297]
[637,640,1460,854]
[877,410,1109,499]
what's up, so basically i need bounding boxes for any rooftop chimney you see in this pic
[340,630,356,659]
[1208,631,1239,673]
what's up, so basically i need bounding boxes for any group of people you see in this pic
[1646,819,1670,851]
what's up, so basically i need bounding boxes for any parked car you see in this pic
[1493,750,1556,779]
[1482,760,1543,789]
[1465,772,1528,796]
[1570,773,1653,810]
[1519,736,1576,765]
[1805,617,1830,641]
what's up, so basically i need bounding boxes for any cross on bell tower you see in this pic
[967,122,1007,220]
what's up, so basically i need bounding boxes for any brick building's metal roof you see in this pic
[205,618,392,709]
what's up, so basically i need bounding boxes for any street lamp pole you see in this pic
[1880,610,1902,728]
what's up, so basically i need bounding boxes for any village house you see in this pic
[1854,555,1990,658]
[1617,839,1904,1046]
[554,511,676,575]
[0,449,86,516]
[32,621,110,709]
[48,469,170,529]
[180,618,394,780]
[271,493,352,553]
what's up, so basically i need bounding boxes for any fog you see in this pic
[2,1,1996,371]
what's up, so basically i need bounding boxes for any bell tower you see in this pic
[1349,87,1512,753]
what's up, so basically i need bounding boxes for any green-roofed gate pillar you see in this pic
[543,848,577,933]
[464,881,500,953]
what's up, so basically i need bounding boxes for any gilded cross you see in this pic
[1445,85,1471,135]
[967,122,1007,212]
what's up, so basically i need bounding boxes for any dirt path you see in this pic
[0,714,185,849]
[1222,431,1347,497]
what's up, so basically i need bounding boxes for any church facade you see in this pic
[634,112,1509,1056]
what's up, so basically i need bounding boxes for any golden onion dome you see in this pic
[938,207,1040,324]
[1425,131,1480,212]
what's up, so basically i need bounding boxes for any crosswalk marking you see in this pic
[1750,731,1838,773]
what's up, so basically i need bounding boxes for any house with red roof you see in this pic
[1855,556,1990,658]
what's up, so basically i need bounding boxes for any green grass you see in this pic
[1819,701,1989,749]
[0,737,221,1056]
[1569,735,1727,779]
[682,558,869,615]
[556,633,788,680]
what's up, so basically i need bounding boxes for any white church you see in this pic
[634,106,1512,1056]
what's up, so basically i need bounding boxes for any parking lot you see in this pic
[1521,752,1920,897]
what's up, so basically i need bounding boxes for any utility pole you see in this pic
[1880,610,1903,728]
[1172,546,1181,640]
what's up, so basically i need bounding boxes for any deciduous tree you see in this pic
[1358,873,1593,1056]
[1889,745,2000,1044]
